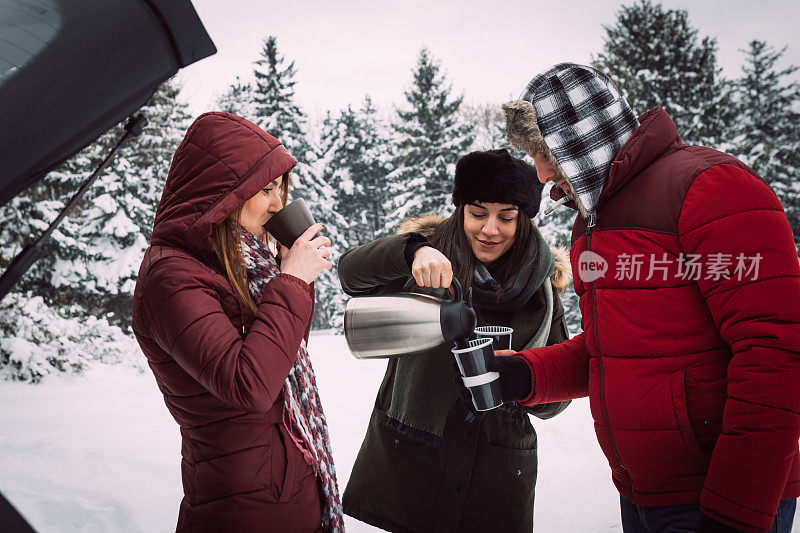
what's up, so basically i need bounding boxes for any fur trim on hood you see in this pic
[397,214,572,292]
[502,99,590,219]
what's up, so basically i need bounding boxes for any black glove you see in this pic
[487,355,532,402]
[696,514,742,533]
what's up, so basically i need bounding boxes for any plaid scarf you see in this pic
[239,228,344,533]
[520,62,639,215]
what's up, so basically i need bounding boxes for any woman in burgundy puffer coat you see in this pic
[131,112,344,532]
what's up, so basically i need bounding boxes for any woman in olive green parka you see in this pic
[338,149,573,533]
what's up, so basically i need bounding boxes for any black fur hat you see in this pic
[452,148,543,217]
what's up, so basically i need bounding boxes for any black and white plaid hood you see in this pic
[503,63,639,218]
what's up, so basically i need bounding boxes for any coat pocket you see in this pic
[482,443,538,460]
[669,370,711,470]
[464,443,538,533]
[269,423,298,502]
[480,412,539,495]
[343,409,441,532]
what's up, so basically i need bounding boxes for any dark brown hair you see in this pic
[210,173,291,312]
[428,204,538,298]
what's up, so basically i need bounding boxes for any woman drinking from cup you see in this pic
[338,148,572,533]
[131,112,344,533]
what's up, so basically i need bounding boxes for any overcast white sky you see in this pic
[177,0,800,117]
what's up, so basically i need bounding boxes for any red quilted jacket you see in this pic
[517,107,800,532]
[131,112,323,532]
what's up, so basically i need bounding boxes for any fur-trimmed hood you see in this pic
[397,214,572,292]
[502,99,588,218]
[502,63,639,220]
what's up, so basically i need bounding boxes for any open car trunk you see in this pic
[0,0,216,207]
[0,1,216,529]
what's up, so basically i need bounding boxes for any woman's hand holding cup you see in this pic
[279,223,332,284]
[411,246,453,289]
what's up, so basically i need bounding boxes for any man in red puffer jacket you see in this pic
[489,63,800,532]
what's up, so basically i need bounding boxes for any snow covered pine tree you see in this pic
[329,97,393,247]
[0,80,188,380]
[731,40,800,246]
[216,75,258,120]
[593,0,734,148]
[384,48,474,230]
[248,36,348,329]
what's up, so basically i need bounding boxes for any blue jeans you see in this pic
[620,495,797,533]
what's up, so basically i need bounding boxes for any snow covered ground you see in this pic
[0,332,794,532]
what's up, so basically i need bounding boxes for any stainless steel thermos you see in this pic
[344,278,505,411]
[344,278,476,359]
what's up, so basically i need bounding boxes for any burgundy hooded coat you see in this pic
[517,108,800,532]
[131,112,323,532]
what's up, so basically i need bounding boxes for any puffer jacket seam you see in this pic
[185,139,248,182]
[255,299,309,325]
[586,226,679,235]
[142,263,223,332]
[247,327,301,364]
[184,142,290,233]
[192,486,269,507]
[703,274,799,298]
[703,487,774,518]
[610,426,697,432]
[193,443,268,464]
[214,112,282,145]
[571,226,681,241]
[680,207,786,235]
[148,246,224,280]
[594,283,697,292]
[273,273,314,297]
[675,163,763,240]
[163,390,209,399]
[599,345,728,358]
[633,486,704,496]
[726,396,800,416]
[184,412,249,430]
[149,358,183,366]
[190,456,197,527]
[669,146,735,183]
[169,308,225,354]
[227,354,271,408]
[701,510,762,533]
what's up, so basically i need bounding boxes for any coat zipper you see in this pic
[587,211,635,501]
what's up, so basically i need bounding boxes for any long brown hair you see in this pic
[210,173,291,312]
[428,204,538,298]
